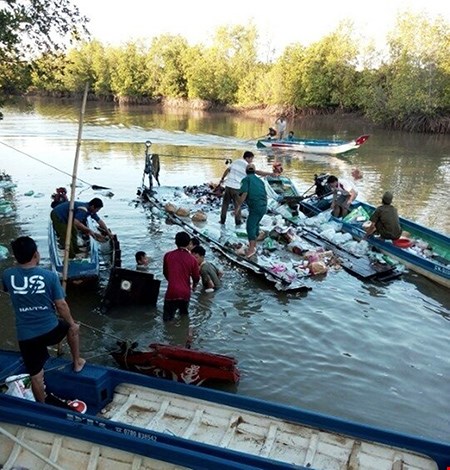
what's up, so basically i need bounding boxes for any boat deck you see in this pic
[0,421,186,470]
[99,383,437,470]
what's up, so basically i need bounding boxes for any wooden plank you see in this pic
[303,432,319,467]
[144,399,171,429]
[301,230,397,280]
[219,414,242,448]
[109,392,137,422]
[183,409,205,439]
[86,445,100,470]
[47,436,63,468]
[259,423,278,458]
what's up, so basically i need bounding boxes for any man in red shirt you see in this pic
[163,231,200,321]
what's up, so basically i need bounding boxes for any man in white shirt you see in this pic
[218,151,272,226]
[327,175,358,218]
[275,116,287,140]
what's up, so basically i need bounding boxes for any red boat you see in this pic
[111,342,240,386]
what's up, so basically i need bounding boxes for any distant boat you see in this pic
[257,134,370,155]
[0,348,448,470]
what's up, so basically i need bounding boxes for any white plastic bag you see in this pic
[5,374,36,401]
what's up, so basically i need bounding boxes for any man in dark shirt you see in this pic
[50,197,111,258]
[163,231,200,322]
[364,191,402,240]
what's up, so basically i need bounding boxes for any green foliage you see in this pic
[363,12,450,129]
[184,25,259,104]
[0,57,31,94]
[63,41,111,96]
[109,42,151,98]
[0,0,88,105]
[0,0,89,60]
[3,13,450,132]
[30,52,68,93]
[147,35,189,98]
[299,23,360,109]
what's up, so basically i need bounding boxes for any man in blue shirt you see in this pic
[2,236,85,402]
[50,197,111,258]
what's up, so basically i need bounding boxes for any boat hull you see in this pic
[111,342,240,385]
[257,135,369,155]
[0,349,448,470]
[300,198,450,288]
[48,219,100,282]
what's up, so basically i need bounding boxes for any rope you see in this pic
[156,152,232,164]
[0,425,65,470]
[0,140,108,189]
[78,321,128,342]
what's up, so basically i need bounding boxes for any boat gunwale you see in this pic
[1,350,449,469]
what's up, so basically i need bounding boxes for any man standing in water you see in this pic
[162,231,200,322]
[236,163,268,258]
[218,151,273,227]
[2,236,85,402]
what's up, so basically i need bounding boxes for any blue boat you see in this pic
[299,197,450,289]
[48,219,101,283]
[0,402,248,469]
[1,349,449,469]
[256,135,370,155]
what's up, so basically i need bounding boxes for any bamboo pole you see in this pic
[61,82,89,292]
[57,83,89,356]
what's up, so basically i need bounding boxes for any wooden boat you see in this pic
[48,219,100,283]
[0,421,189,469]
[0,408,247,469]
[0,348,449,469]
[256,134,370,155]
[138,185,311,292]
[299,196,450,288]
[48,220,121,284]
[111,341,240,385]
[341,201,449,288]
[263,176,400,282]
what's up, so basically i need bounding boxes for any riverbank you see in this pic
[7,92,372,129]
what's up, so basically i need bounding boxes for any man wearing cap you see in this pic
[364,191,402,240]
[218,151,273,226]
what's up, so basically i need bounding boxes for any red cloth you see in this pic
[163,248,200,301]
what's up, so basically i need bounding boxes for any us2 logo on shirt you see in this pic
[10,275,46,294]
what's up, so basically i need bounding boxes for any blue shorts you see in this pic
[18,319,70,376]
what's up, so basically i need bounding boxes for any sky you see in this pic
[73,0,450,55]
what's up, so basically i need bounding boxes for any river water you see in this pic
[0,98,449,441]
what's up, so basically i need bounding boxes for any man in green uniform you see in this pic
[237,164,268,258]
[364,191,402,240]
